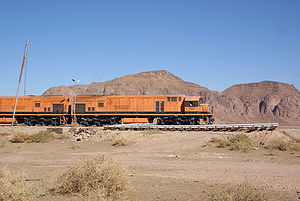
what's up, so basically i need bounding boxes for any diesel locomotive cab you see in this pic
[183,96,214,124]
[184,97,209,113]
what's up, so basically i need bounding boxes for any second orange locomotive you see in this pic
[0,95,214,126]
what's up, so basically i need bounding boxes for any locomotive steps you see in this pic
[104,123,278,132]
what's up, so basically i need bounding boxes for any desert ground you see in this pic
[0,125,300,200]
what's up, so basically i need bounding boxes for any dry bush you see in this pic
[54,155,130,200]
[10,132,30,143]
[0,167,34,201]
[265,141,291,151]
[27,131,56,143]
[210,182,269,201]
[112,137,128,147]
[142,129,162,135]
[210,134,254,151]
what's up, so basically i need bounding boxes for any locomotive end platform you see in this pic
[104,123,278,132]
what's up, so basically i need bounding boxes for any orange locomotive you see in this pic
[0,95,214,126]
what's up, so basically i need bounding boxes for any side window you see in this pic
[179,97,181,101]
[88,107,91,111]
[199,98,205,104]
[171,97,177,102]
[44,107,47,112]
[98,102,104,107]
[48,107,50,112]
[167,97,170,101]
[35,103,40,107]
[92,107,95,111]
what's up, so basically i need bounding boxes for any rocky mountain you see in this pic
[43,70,210,96]
[42,70,300,126]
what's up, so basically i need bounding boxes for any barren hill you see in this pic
[43,70,209,96]
[42,70,300,125]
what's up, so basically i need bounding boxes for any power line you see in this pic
[97,16,135,81]
[292,69,300,84]
[92,21,121,82]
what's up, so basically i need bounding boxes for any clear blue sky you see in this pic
[0,0,299,96]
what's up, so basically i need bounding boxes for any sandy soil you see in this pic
[0,126,300,200]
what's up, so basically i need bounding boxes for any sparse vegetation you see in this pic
[0,167,34,201]
[10,132,30,143]
[266,141,289,151]
[112,137,128,147]
[54,155,130,200]
[264,140,298,151]
[27,131,56,143]
[142,129,162,135]
[210,182,269,201]
[210,134,254,151]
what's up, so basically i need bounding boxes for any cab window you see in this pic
[199,98,205,104]
[184,101,199,107]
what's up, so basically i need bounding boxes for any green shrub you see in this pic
[210,182,269,201]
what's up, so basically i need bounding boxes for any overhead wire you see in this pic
[92,22,121,82]
[97,15,135,81]
[292,69,300,85]
[92,1,135,83]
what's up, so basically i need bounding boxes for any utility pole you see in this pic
[12,40,29,126]
[72,78,80,124]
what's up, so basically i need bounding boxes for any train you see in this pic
[0,95,214,126]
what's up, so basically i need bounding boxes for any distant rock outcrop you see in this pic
[42,70,300,126]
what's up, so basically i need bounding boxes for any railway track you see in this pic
[1,123,279,132]
[104,123,278,132]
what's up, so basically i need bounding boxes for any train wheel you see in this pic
[175,117,182,125]
[39,118,45,126]
[24,118,32,126]
[51,118,59,126]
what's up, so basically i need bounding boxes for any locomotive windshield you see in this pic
[184,101,199,107]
